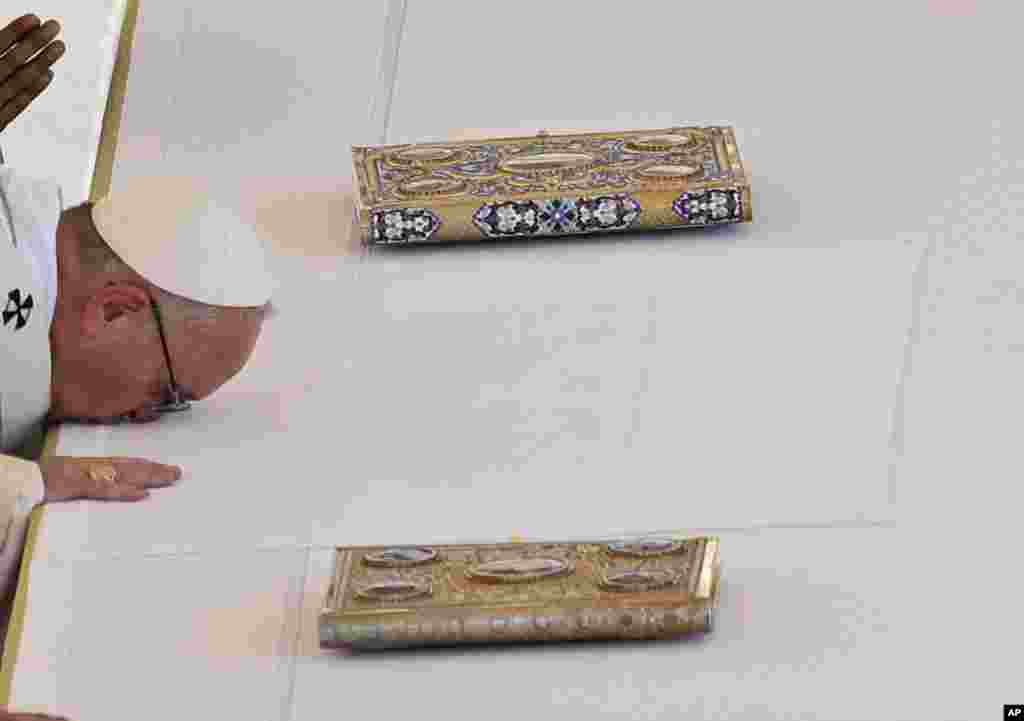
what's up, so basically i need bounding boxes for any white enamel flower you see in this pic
[497,205,520,232]
[595,199,619,226]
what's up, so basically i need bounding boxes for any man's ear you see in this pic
[80,283,150,337]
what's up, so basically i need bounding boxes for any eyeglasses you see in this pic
[149,298,192,415]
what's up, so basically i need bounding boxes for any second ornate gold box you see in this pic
[320,535,721,650]
[352,126,751,245]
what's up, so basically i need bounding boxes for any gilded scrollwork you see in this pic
[343,537,699,611]
[360,127,732,205]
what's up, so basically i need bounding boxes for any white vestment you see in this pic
[0,165,63,604]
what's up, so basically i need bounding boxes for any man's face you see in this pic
[49,285,266,424]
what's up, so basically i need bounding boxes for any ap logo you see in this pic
[1006,705,1024,718]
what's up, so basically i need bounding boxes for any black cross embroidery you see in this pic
[3,288,33,330]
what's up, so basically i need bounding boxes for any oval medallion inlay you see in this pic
[607,538,684,557]
[354,578,432,602]
[625,133,692,152]
[468,557,572,583]
[363,547,438,567]
[397,176,466,198]
[636,164,701,180]
[499,152,595,176]
[392,146,458,164]
[600,569,679,592]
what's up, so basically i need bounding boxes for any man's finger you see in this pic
[91,479,149,502]
[110,487,149,502]
[0,14,42,55]
[142,461,183,488]
[0,19,60,82]
[0,41,61,106]
[114,458,183,487]
[0,71,51,131]
[117,486,150,502]
[85,457,180,472]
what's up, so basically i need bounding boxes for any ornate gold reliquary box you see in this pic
[320,535,721,650]
[351,126,751,245]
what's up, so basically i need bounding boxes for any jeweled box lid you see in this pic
[323,536,720,617]
[351,126,747,212]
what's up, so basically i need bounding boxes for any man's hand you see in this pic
[40,456,183,503]
[0,15,65,133]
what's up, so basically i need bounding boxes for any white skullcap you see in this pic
[90,175,276,307]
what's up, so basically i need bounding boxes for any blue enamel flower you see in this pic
[538,198,579,233]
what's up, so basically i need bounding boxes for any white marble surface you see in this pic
[895,114,1024,526]
[111,0,395,182]
[1,0,126,205]
[109,0,402,258]
[15,525,1021,720]
[888,114,1024,719]
[12,527,928,721]
[34,238,910,563]
[7,548,308,720]
[295,527,909,721]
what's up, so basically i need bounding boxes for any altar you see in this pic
[3,2,1022,719]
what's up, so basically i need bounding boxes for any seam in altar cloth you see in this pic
[374,0,409,145]
[885,231,938,514]
[281,548,310,721]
